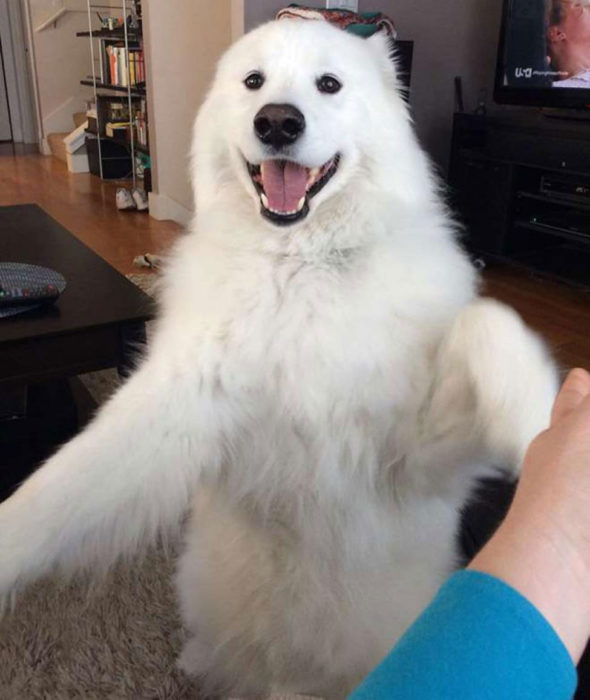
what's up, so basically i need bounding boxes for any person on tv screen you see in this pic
[547,0,590,86]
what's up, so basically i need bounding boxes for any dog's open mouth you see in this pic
[247,155,340,226]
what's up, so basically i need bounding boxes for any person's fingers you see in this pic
[551,368,590,426]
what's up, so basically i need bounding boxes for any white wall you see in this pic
[378,0,503,170]
[30,10,97,138]
[243,0,284,31]
[28,0,68,32]
[28,0,117,32]
[232,0,245,41]
[242,0,504,171]
[144,0,233,221]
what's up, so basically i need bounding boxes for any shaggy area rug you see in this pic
[0,273,314,700]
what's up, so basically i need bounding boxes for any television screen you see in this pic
[495,0,590,106]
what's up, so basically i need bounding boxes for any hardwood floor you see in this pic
[482,262,590,373]
[0,150,181,275]
[1,150,588,370]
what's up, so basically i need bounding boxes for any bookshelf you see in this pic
[79,0,149,188]
[80,80,145,97]
[76,28,141,39]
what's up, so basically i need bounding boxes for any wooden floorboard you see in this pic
[482,261,590,373]
[1,151,588,371]
[0,151,181,275]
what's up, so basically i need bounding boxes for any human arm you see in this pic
[348,569,576,699]
[470,367,590,663]
[350,368,590,699]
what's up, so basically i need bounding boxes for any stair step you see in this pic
[47,132,69,163]
[67,147,89,174]
[64,121,88,154]
[73,112,87,128]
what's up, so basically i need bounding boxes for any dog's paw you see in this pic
[0,554,22,620]
[439,298,558,471]
[0,497,50,614]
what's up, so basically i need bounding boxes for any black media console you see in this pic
[448,111,590,288]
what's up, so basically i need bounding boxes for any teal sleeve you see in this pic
[348,570,577,700]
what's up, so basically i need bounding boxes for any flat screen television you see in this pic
[495,0,590,109]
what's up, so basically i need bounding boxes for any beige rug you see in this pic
[0,273,313,700]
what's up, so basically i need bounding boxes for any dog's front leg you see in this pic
[0,357,227,604]
[412,298,558,494]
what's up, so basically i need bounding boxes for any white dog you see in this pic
[0,20,557,699]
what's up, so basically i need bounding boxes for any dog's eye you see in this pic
[244,72,265,90]
[317,75,342,94]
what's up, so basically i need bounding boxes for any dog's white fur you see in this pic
[0,20,558,698]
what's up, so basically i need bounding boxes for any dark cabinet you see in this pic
[448,111,590,288]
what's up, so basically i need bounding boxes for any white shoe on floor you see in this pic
[132,188,149,211]
[116,188,136,211]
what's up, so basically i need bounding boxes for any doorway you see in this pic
[0,35,12,141]
[0,0,37,145]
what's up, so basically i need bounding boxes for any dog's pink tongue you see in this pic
[261,160,307,212]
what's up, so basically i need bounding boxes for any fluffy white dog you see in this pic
[0,20,558,699]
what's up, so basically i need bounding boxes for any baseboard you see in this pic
[40,138,52,156]
[148,192,193,226]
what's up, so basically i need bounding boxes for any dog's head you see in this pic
[192,20,425,233]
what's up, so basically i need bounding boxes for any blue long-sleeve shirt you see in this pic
[349,570,577,699]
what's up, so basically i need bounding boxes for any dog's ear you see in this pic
[367,30,398,84]
[367,30,394,61]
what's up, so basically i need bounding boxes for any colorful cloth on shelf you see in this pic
[276,5,397,38]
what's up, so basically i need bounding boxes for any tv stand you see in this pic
[449,111,590,288]
[541,107,590,122]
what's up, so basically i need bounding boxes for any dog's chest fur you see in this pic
[174,245,466,688]
[175,243,465,692]
[160,238,466,517]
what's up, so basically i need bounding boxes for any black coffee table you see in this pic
[0,204,153,384]
[0,204,154,498]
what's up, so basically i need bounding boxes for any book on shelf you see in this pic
[101,40,145,88]
[86,106,98,134]
[106,121,130,138]
[135,111,148,148]
[96,99,148,150]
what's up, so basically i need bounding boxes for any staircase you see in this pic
[47,112,89,173]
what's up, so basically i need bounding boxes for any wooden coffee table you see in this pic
[0,204,154,498]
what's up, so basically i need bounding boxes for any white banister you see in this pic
[34,7,67,32]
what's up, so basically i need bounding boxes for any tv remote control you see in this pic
[0,283,60,308]
[0,263,66,317]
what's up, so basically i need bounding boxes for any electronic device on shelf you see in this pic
[540,175,590,204]
[526,212,590,240]
[0,263,66,318]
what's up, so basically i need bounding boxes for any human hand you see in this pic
[470,368,590,662]
[511,368,590,572]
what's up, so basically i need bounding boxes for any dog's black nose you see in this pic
[253,104,305,149]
